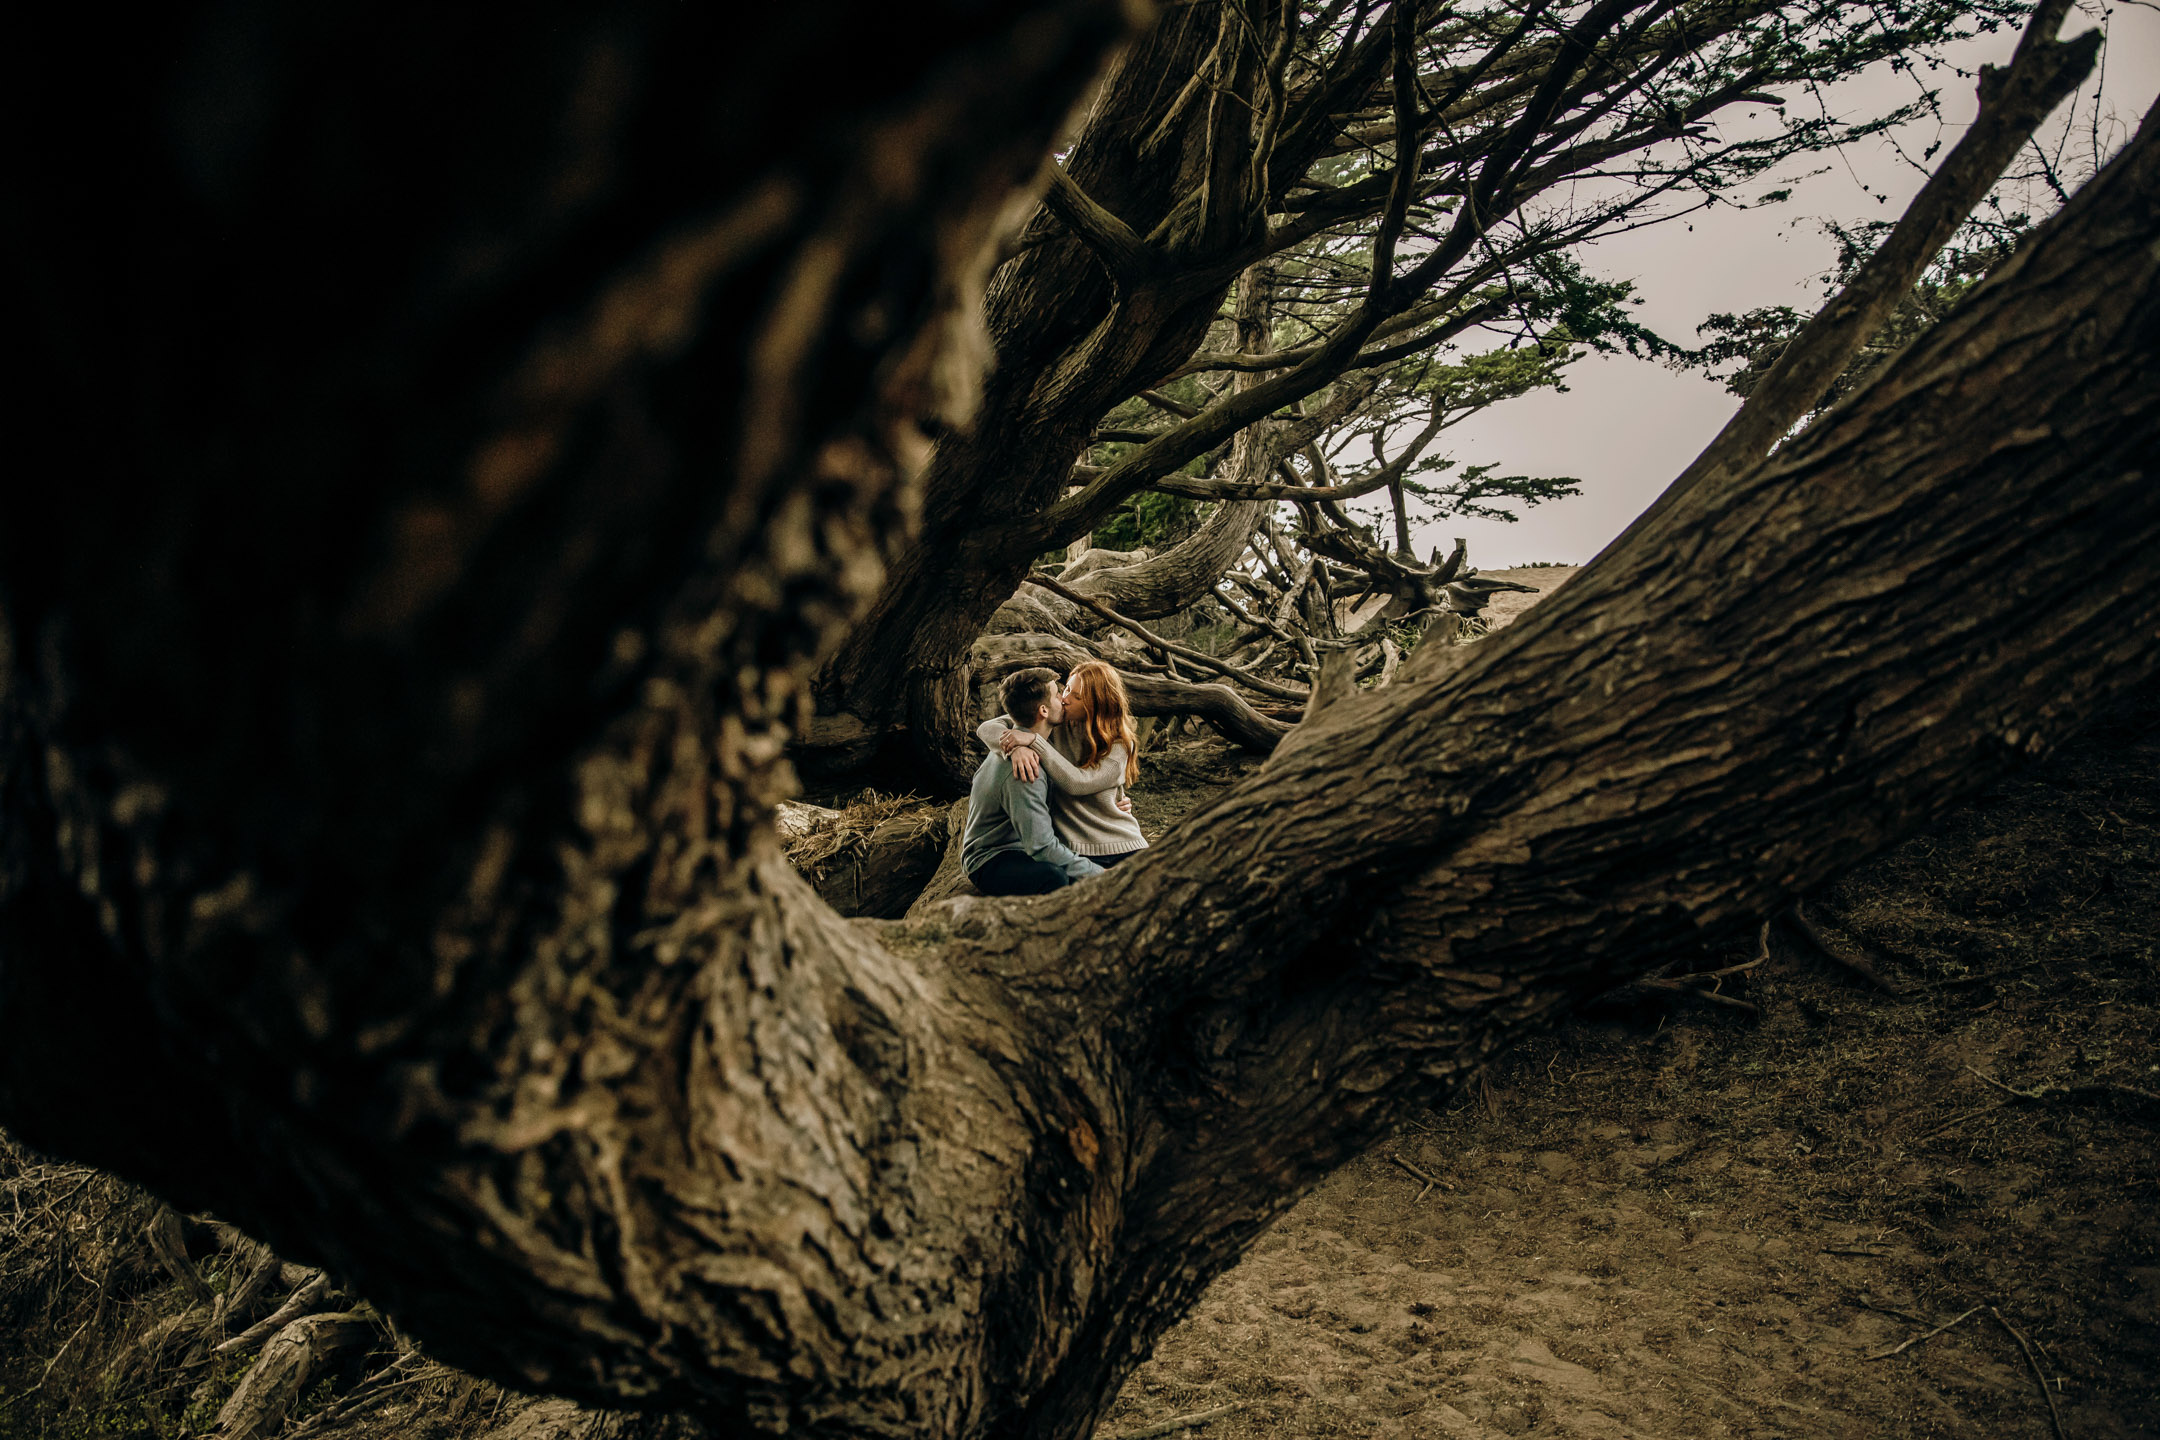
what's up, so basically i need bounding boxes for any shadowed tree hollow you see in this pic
[1,3,2157,1439]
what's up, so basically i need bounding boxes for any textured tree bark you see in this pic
[1051,266,1283,628]
[2,8,2159,1440]
[1026,491,1267,636]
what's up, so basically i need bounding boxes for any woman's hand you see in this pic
[997,730,1034,754]
[1008,744,1042,783]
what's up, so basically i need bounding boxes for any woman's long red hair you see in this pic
[1066,661,1139,784]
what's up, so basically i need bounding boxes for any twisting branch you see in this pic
[973,632,1296,750]
[1044,161,1161,286]
[215,1273,339,1360]
[1022,570,1311,700]
[1245,0,1301,187]
[1157,294,1458,380]
[1149,377,1448,504]
[1368,0,1428,304]
[1618,1,2100,542]
[1148,466,1404,503]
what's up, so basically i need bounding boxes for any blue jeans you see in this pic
[969,850,1071,896]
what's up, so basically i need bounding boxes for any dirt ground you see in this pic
[1099,623,2160,1439]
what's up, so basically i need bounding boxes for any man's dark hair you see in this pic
[1000,667,1060,728]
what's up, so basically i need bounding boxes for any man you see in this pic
[961,667,1106,896]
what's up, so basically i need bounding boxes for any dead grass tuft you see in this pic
[784,789,938,880]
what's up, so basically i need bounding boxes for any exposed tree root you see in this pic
[1784,901,1907,996]
[216,1271,341,1358]
[145,1203,211,1302]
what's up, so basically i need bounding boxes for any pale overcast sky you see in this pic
[1364,3,2160,569]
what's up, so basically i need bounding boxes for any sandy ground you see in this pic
[1473,566,1579,633]
[1104,612,2159,1440]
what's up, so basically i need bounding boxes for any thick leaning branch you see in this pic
[938,108,2160,1433]
[1631,3,2097,532]
[1044,162,1162,287]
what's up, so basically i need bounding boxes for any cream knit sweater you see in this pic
[976,715,1148,857]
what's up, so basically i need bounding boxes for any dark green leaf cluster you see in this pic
[1094,491,1212,552]
[1400,461,1584,525]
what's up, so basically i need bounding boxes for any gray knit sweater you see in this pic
[977,715,1148,857]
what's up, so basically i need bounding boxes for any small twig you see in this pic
[1101,1400,1254,1440]
[1966,1065,2048,1100]
[1629,948,1765,1014]
[0,1312,96,1415]
[1867,1304,1982,1360]
[1915,1101,2012,1142]
[1788,903,1904,996]
[27,1172,99,1229]
[2070,1079,2160,1106]
[283,1355,430,1440]
[39,1314,95,1385]
[1389,1153,1451,1194]
[1821,1245,1893,1258]
[1849,1294,1932,1326]
[1905,959,2057,993]
[1634,979,1759,1017]
[1964,1066,2160,1123]
[1990,1308,2066,1440]
[1657,956,1766,989]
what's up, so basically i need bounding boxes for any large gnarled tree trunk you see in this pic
[2,5,2157,1440]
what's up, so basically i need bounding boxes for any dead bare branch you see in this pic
[1022,570,1311,701]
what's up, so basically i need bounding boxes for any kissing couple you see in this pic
[958,662,1147,896]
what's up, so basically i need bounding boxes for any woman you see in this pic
[976,660,1147,866]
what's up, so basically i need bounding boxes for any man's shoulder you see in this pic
[972,750,1033,794]
[996,757,1048,794]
